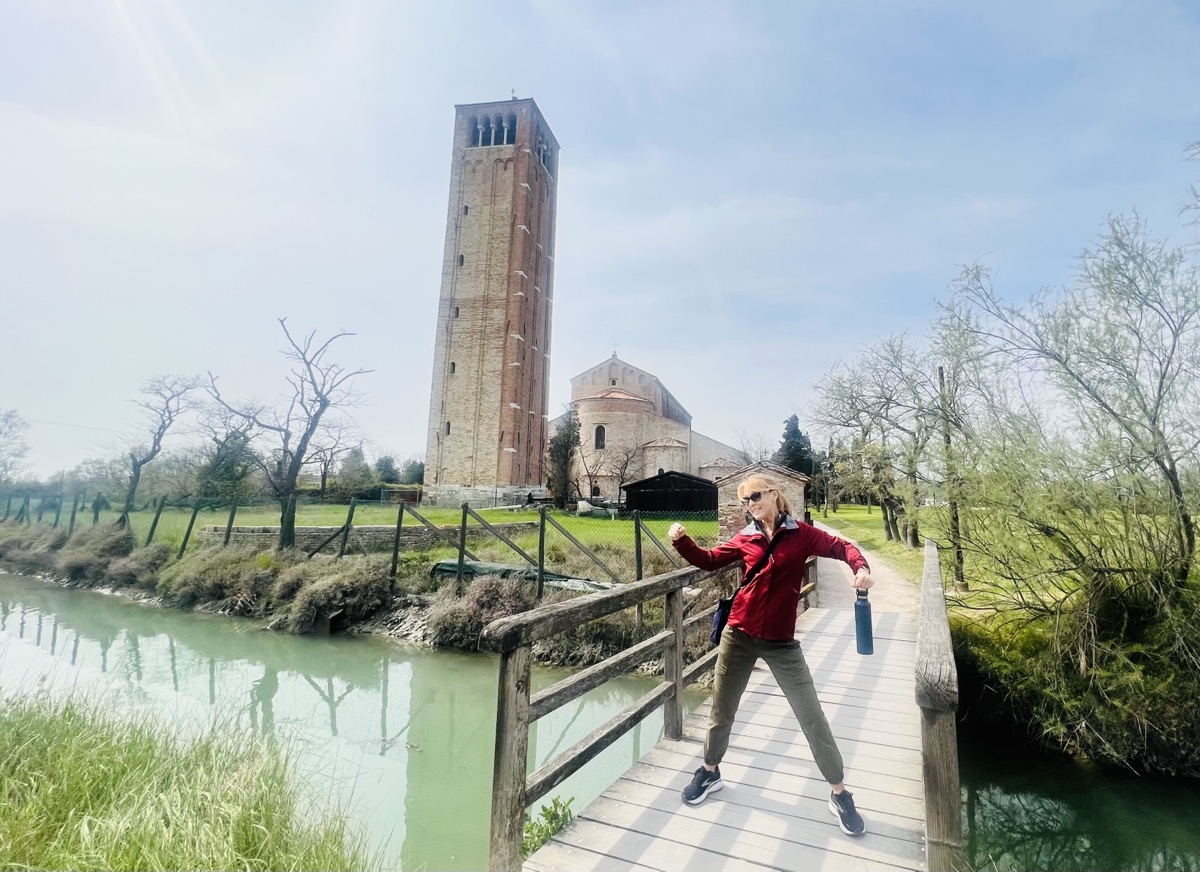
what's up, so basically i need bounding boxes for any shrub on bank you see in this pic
[0,696,373,871]
[54,525,135,584]
[0,525,67,573]
[426,574,533,648]
[275,556,394,634]
[157,544,303,611]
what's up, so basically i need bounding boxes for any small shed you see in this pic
[621,470,718,515]
[714,460,810,542]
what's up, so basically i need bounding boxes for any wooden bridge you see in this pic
[480,540,963,872]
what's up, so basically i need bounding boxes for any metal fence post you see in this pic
[456,502,469,595]
[536,505,546,600]
[337,498,358,558]
[389,503,405,590]
[223,501,239,546]
[145,495,168,546]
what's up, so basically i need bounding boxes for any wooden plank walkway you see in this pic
[526,608,926,872]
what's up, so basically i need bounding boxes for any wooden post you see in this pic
[456,502,469,595]
[92,493,102,527]
[915,539,966,872]
[633,511,644,630]
[177,499,202,559]
[488,644,532,872]
[145,495,168,546]
[663,585,684,740]
[36,497,47,524]
[337,498,358,558]
[52,495,64,528]
[222,502,239,546]
[67,494,80,536]
[389,503,405,589]
[536,505,546,600]
[1,493,10,521]
[21,494,31,525]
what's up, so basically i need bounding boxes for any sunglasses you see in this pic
[740,491,766,506]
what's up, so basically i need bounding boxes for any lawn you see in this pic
[812,503,927,583]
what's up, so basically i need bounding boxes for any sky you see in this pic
[2,0,1199,479]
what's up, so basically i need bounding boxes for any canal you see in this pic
[0,571,699,870]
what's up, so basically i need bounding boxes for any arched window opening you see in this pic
[468,117,480,147]
[591,485,601,498]
[458,254,464,266]
[480,117,493,147]
[453,306,460,318]
[449,361,456,374]
[594,425,606,450]
[463,205,469,215]
[609,378,617,386]
[506,114,517,144]
[658,468,665,475]
[494,115,505,145]
[446,421,452,435]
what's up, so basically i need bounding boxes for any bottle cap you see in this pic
[856,588,868,598]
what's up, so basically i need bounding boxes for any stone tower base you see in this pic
[422,484,548,509]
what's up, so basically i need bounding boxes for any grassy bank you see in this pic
[812,503,925,581]
[0,696,372,871]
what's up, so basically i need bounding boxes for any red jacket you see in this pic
[673,515,869,642]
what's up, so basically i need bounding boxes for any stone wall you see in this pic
[421,484,547,509]
[198,520,537,552]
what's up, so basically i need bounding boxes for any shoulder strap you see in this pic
[732,525,788,599]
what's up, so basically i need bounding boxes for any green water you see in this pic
[0,572,694,871]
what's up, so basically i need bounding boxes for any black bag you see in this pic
[709,529,786,646]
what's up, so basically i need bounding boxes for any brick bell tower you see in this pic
[423,98,560,506]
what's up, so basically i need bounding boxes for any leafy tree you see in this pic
[545,408,579,509]
[195,421,260,503]
[208,319,370,549]
[773,414,815,476]
[374,456,401,484]
[398,457,425,485]
[332,446,374,500]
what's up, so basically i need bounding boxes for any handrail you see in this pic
[480,564,717,871]
[481,553,821,871]
[915,539,967,872]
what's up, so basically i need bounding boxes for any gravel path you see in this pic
[810,521,922,613]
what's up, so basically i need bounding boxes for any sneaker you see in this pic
[829,789,866,836]
[681,765,723,805]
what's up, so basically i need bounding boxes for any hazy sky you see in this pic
[2,0,1199,478]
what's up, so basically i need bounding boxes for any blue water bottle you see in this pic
[855,589,874,655]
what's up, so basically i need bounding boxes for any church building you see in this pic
[423,98,560,506]
[551,353,743,502]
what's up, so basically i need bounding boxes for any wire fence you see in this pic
[0,491,721,596]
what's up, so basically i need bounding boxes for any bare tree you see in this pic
[119,375,203,524]
[732,428,774,464]
[576,445,609,500]
[604,442,644,502]
[305,418,361,499]
[0,409,29,487]
[208,319,371,549]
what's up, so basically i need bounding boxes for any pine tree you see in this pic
[773,414,814,476]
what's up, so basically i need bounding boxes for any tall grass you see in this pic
[0,696,374,871]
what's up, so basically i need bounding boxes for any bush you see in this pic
[275,556,393,634]
[106,543,173,590]
[54,525,135,584]
[0,525,68,572]
[157,544,303,611]
[425,575,533,649]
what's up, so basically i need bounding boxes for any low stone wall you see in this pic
[198,521,538,553]
[422,484,548,508]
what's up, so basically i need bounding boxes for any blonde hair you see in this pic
[736,474,792,516]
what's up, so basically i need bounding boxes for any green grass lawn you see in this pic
[812,504,926,583]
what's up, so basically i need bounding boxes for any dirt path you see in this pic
[810,521,921,613]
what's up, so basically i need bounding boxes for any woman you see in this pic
[668,474,873,837]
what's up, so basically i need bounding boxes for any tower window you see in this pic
[458,254,464,266]
[446,421,451,435]
[463,205,469,215]
[609,378,617,386]
[450,361,456,374]
[468,116,480,148]
[506,114,517,144]
[453,306,460,318]
[594,425,606,450]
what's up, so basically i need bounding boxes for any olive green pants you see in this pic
[704,627,845,785]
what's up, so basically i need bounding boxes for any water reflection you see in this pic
[961,736,1200,871]
[0,573,688,871]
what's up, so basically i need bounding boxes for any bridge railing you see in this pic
[479,555,818,871]
[915,539,967,872]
